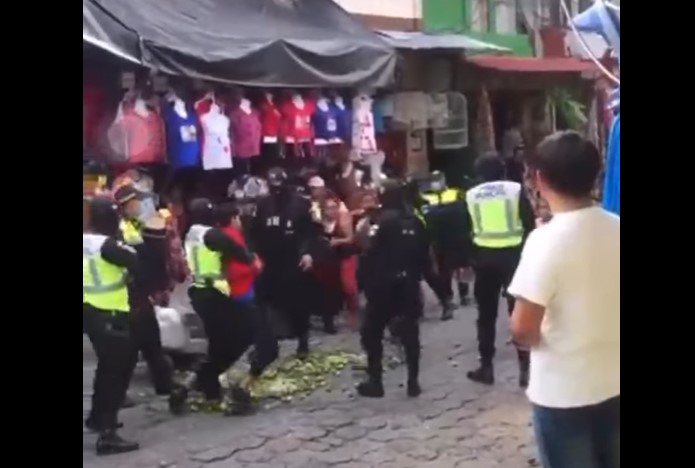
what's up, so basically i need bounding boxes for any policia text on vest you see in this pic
[464,180,536,387]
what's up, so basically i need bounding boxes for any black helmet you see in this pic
[267,166,288,188]
[424,171,446,192]
[89,196,120,236]
[188,198,215,226]
[379,178,406,211]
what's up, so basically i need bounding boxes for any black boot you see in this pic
[96,430,139,456]
[407,379,421,397]
[466,363,494,385]
[168,385,188,416]
[296,334,309,360]
[85,416,122,432]
[322,316,337,335]
[357,378,385,398]
[226,386,254,416]
[440,301,456,321]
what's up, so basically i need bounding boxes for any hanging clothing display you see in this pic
[260,97,282,142]
[393,92,429,130]
[163,99,200,168]
[108,99,165,164]
[312,99,339,141]
[83,76,107,151]
[281,97,313,143]
[331,100,352,143]
[200,107,233,170]
[230,106,262,159]
[351,96,377,154]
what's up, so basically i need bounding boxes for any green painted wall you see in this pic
[422,0,533,56]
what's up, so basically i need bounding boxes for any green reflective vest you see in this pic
[83,234,129,312]
[416,188,462,226]
[465,181,523,248]
[119,219,143,245]
[185,225,229,295]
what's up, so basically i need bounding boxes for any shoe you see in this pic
[296,339,310,360]
[440,301,456,321]
[226,386,254,416]
[356,379,385,398]
[96,430,139,456]
[466,365,494,385]
[322,319,337,335]
[406,380,422,398]
[168,385,188,416]
[120,394,136,409]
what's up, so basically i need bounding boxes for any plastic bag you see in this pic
[155,306,187,351]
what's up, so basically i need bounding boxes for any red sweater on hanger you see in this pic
[280,98,314,143]
[259,99,282,139]
[110,101,165,164]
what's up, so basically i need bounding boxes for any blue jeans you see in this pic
[533,395,620,468]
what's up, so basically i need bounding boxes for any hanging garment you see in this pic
[352,103,377,154]
[280,99,313,142]
[230,107,262,159]
[200,110,233,170]
[108,100,165,164]
[331,102,352,144]
[83,79,107,151]
[393,92,429,130]
[164,100,200,168]
[260,99,282,142]
[312,104,339,141]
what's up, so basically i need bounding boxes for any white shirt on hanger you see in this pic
[200,107,233,170]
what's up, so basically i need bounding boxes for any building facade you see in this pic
[332,0,422,31]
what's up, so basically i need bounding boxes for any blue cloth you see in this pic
[601,114,620,215]
[330,103,352,143]
[372,99,386,134]
[312,105,339,140]
[164,103,200,168]
[231,286,255,303]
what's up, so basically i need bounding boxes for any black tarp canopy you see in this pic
[83,0,142,64]
[90,0,396,88]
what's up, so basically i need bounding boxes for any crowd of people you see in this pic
[83,132,619,468]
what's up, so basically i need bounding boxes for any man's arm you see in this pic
[203,228,255,265]
[518,189,536,239]
[100,237,140,274]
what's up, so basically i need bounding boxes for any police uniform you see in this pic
[114,185,175,397]
[252,168,320,357]
[465,179,535,386]
[415,174,472,320]
[357,182,431,398]
[83,197,140,455]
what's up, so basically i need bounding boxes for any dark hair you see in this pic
[475,152,505,181]
[216,202,240,227]
[529,131,601,199]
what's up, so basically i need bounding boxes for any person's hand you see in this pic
[298,254,313,271]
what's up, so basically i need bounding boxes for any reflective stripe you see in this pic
[82,245,127,293]
[470,199,523,239]
[190,245,224,283]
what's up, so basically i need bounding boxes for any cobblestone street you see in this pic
[83,291,537,468]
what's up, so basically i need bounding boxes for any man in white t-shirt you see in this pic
[507,131,619,468]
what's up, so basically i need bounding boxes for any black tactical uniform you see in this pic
[357,181,431,398]
[251,167,321,357]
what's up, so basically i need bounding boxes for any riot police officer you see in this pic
[357,180,431,398]
[83,196,140,455]
[412,171,473,320]
[465,153,535,387]
[252,167,321,358]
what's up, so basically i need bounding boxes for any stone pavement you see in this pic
[83,292,538,468]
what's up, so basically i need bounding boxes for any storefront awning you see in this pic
[467,55,598,73]
[83,0,142,64]
[377,30,510,53]
[91,0,396,88]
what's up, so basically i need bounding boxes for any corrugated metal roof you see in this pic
[466,55,598,73]
[376,30,510,53]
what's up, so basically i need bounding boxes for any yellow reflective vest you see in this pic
[83,234,129,312]
[465,181,523,248]
[185,225,229,295]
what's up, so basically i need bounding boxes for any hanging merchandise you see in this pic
[432,92,469,150]
[163,92,200,168]
[260,92,281,144]
[393,92,429,130]
[107,94,165,164]
[331,96,352,144]
[200,103,233,170]
[351,93,377,155]
[230,97,262,159]
[281,93,314,143]
[83,72,107,154]
[312,95,340,144]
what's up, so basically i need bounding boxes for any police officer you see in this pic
[252,167,321,358]
[83,196,140,455]
[170,199,277,415]
[357,180,431,398]
[413,171,472,320]
[114,185,175,399]
[465,153,535,387]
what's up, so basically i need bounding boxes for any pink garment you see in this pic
[230,108,262,158]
